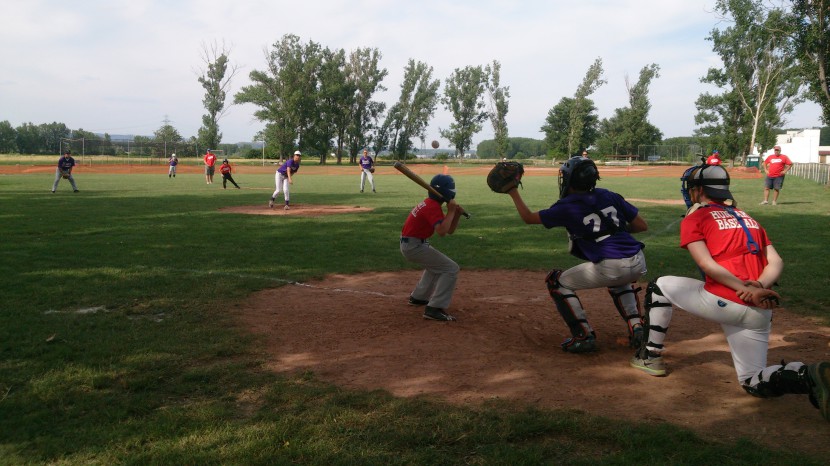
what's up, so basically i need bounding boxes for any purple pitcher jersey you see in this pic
[538,188,644,263]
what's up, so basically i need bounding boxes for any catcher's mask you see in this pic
[558,156,599,199]
[429,174,456,202]
[680,162,733,208]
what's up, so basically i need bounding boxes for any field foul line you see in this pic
[159,267,398,298]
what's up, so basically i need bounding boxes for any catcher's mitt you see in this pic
[486,161,524,193]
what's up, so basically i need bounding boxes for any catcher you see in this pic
[630,162,830,421]
[488,157,648,353]
[51,150,79,193]
[359,149,376,193]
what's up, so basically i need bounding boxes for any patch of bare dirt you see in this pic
[233,270,830,455]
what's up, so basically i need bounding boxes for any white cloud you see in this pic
[0,0,823,147]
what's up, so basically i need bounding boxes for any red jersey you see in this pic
[706,154,722,165]
[219,163,232,175]
[680,203,771,305]
[401,198,445,239]
[763,154,792,177]
[204,153,217,167]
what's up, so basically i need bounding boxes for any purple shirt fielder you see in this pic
[358,149,376,193]
[270,150,302,209]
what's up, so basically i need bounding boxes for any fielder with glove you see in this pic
[493,156,649,354]
[51,150,79,193]
[629,162,830,422]
[359,149,377,193]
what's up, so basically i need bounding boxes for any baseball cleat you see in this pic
[268,199,274,208]
[561,335,597,353]
[423,306,456,321]
[284,205,290,211]
[408,296,429,306]
[808,362,830,421]
[630,354,667,376]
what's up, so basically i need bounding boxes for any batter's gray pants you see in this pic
[400,238,459,310]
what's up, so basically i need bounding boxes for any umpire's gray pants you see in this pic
[400,238,459,310]
[52,169,78,192]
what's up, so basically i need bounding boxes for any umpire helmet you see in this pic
[558,156,600,199]
[429,174,456,202]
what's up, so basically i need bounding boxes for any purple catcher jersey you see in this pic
[538,188,644,263]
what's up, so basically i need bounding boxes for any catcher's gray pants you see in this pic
[558,250,647,290]
[645,276,772,384]
[400,238,459,310]
[360,168,375,191]
[52,169,78,192]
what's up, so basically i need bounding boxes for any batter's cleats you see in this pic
[629,324,645,349]
[561,335,597,353]
[423,306,456,321]
[268,199,274,208]
[408,296,429,306]
[630,354,666,376]
[807,362,830,421]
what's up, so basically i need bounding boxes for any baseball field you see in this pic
[1,160,829,463]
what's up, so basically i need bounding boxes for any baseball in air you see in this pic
[431,140,439,149]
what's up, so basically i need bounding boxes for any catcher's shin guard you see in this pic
[545,269,593,339]
[608,283,644,346]
[743,362,812,399]
[636,279,672,359]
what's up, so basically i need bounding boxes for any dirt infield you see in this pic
[235,270,830,455]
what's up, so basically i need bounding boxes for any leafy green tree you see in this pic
[439,64,489,157]
[319,47,354,164]
[15,122,40,154]
[154,121,184,156]
[696,0,801,157]
[197,40,238,151]
[384,59,440,159]
[38,122,70,154]
[541,97,599,157]
[345,47,387,163]
[234,34,322,159]
[485,60,510,158]
[595,64,663,156]
[476,137,547,159]
[790,0,830,124]
[568,58,606,154]
[0,120,17,153]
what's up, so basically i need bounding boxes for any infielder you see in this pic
[504,156,648,353]
[359,149,376,193]
[52,150,79,193]
[269,150,301,210]
[168,153,178,178]
[630,162,829,421]
[400,174,465,322]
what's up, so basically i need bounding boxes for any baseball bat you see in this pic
[393,161,471,219]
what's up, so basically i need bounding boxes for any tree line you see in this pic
[3,2,829,163]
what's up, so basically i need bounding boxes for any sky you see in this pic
[1,0,824,149]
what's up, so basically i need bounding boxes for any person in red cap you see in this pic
[706,149,722,166]
[760,146,792,205]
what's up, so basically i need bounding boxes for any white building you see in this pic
[759,128,828,163]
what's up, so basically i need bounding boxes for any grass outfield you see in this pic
[1,169,829,464]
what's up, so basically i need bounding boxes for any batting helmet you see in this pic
[429,174,456,202]
[558,156,599,199]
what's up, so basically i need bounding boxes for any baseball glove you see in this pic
[369,167,375,173]
[61,171,70,179]
[486,161,524,193]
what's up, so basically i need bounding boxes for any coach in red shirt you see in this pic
[760,145,792,206]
